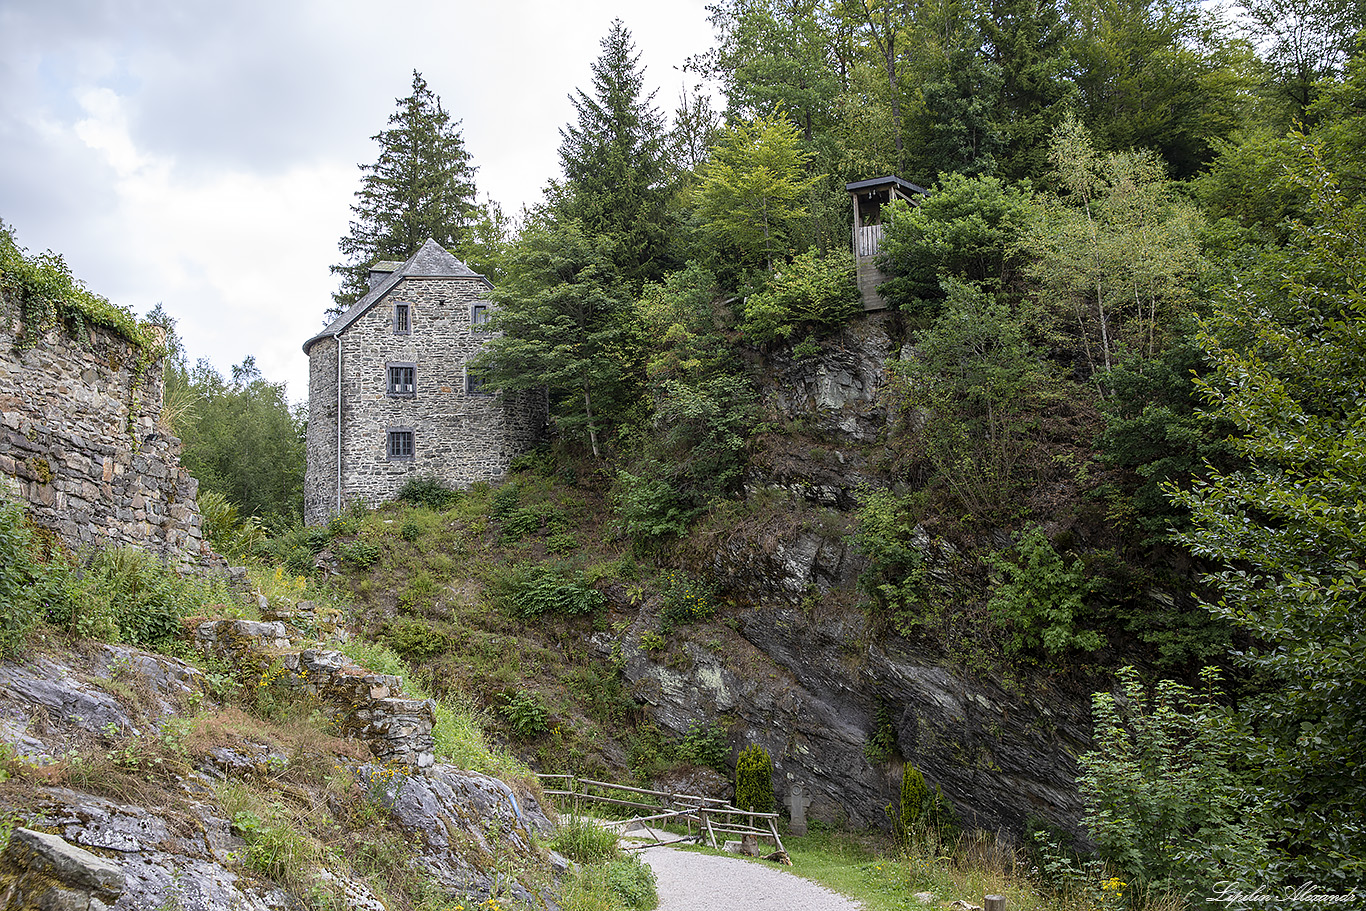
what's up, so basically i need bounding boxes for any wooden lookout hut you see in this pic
[846,175,928,311]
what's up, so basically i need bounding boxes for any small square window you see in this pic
[387,364,415,396]
[393,303,410,334]
[387,429,414,460]
[466,370,489,396]
[471,304,489,329]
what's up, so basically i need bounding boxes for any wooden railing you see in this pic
[537,773,785,855]
[854,224,884,258]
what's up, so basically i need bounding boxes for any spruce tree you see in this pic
[329,71,479,314]
[555,19,673,286]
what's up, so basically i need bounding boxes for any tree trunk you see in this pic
[583,387,601,459]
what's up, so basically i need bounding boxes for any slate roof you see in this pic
[303,239,490,354]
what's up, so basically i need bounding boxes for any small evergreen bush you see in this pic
[734,743,774,813]
[896,764,958,844]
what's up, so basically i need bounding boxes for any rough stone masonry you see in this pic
[0,290,215,570]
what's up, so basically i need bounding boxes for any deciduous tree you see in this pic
[475,218,644,459]
[169,355,305,525]
[1169,142,1366,886]
[1022,117,1204,382]
[695,109,816,271]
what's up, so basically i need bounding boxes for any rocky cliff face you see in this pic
[0,609,560,911]
[609,598,1093,840]
[611,313,1098,842]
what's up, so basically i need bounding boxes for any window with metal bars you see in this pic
[387,429,414,460]
[387,363,415,396]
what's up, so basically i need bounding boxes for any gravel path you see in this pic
[641,845,864,911]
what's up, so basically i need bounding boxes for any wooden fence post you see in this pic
[985,894,1006,911]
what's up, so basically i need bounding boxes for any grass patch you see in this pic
[781,828,1166,911]
[559,855,658,911]
[551,815,622,864]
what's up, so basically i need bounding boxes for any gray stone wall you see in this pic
[304,336,340,522]
[304,276,544,524]
[0,292,216,569]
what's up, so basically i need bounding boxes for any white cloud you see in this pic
[0,0,718,404]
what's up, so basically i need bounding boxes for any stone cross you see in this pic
[787,782,813,836]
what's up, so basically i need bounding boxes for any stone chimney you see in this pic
[367,261,403,289]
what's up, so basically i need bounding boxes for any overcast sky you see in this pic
[0,0,717,403]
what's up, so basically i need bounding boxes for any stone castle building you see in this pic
[302,240,544,524]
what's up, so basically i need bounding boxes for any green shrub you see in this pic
[0,220,157,352]
[489,482,520,519]
[283,546,314,576]
[676,722,727,772]
[336,539,381,569]
[613,470,698,545]
[740,249,859,345]
[500,506,544,543]
[602,857,658,909]
[499,691,550,740]
[380,620,447,661]
[734,743,774,813]
[64,547,187,647]
[399,520,422,542]
[546,532,578,554]
[988,526,1102,656]
[0,499,54,656]
[396,571,441,612]
[864,702,897,764]
[1079,667,1266,898]
[492,564,605,618]
[395,475,459,510]
[559,855,659,911]
[659,571,719,631]
[197,489,267,560]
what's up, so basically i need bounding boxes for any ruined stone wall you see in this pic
[0,291,215,569]
[304,276,545,524]
[304,336,340,522]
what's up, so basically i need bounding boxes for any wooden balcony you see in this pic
[854,224,884,258]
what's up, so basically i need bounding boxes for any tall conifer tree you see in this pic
[555,19,673,286]
[329,71,479,314]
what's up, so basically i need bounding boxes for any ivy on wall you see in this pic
[0,219,159,357]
